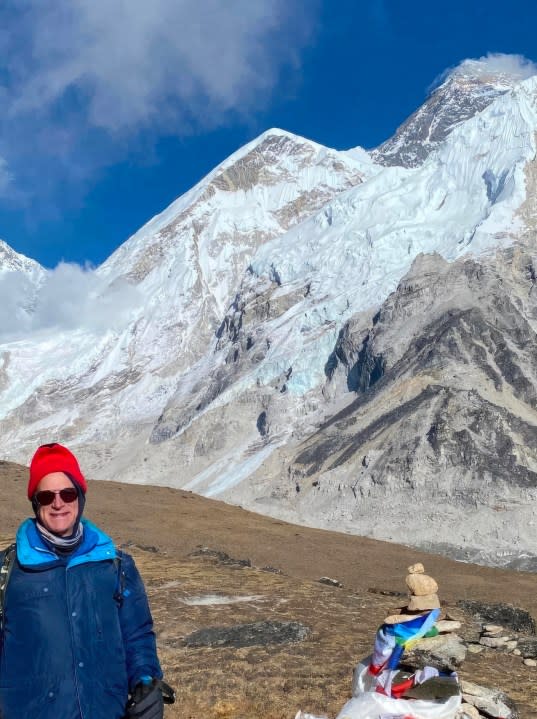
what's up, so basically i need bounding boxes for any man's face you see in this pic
[35,472,79,537]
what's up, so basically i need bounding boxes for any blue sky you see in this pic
[0,0,536,269]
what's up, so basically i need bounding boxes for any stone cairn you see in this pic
[405,561,440,611]
[383,563,520,719]
[295,564,526,719]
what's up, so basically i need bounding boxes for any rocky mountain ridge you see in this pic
[371,57,523,168]
[1,58,537,567]
[233,246,537,568]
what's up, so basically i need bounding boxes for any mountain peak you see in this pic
[373,53,536,169]
[0,239,43,275]
[216,127,328,176]
[439,54,537,91]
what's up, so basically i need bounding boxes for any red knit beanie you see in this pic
[28,443,88,500]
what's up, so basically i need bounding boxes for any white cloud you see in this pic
[0,0,318,209]
[432,52,537,92]
[5,0,316,132]
[0,263,142,340]
[0,271,36,337]
[473,52,537,79]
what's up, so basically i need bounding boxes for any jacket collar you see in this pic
[16,517,117,569]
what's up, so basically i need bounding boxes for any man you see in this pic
[0,443,169,719]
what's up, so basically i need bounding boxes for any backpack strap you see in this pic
[113,549,126,607]
[0,543,16,634]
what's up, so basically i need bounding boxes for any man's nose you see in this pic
[52,493,64,508]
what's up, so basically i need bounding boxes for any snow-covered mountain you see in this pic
[2,57,537,567]
[0,239,43,277]
[371,58,522,167]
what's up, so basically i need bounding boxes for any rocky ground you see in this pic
[1,461,536,717]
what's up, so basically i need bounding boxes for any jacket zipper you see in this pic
[65,566,84,719]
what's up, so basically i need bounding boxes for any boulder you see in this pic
[466,644,484,654]
[457,600,535,635]
[445,607,467,622]
[460,679,519,719]
[516,637,537,658]
[407,592,441,610]
[450,617,481,644]
[183,620,309,648]
[383,613,428,624]
[435,620,461,633]
[483,624,504,635]
[318,576,343,588]
[456,704,481,719]
[479,636,508,649]
[405,573,439,596]
[403,633,467,672]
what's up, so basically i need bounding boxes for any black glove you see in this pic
[125,679,164,719]
[159,680,176,705]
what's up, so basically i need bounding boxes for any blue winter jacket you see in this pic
[0,518,162,719]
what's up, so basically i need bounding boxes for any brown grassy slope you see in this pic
[1,461,536,716]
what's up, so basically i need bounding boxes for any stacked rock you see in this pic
[405,562,441,611]
[397,564,467,674]
[473,623,537,667]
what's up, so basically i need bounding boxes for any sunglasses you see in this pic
[35,487,78,506]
